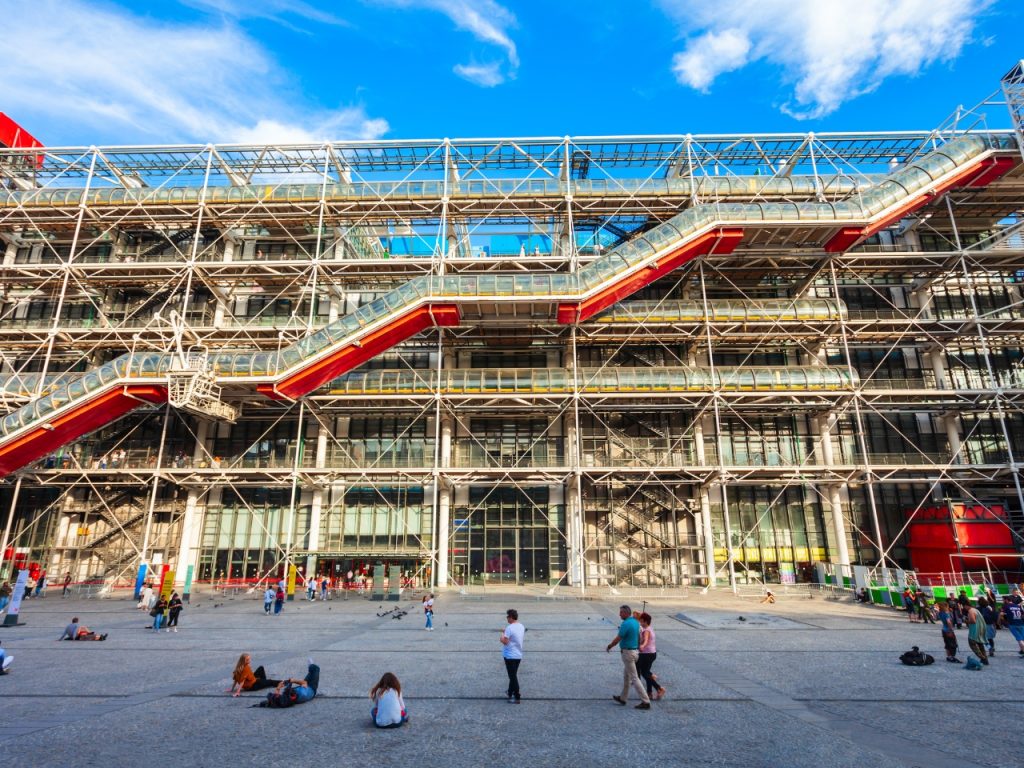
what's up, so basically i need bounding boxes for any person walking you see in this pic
[423,594,434,631]
[273,586,285,615]
[500,608,525,703]
[62,572,72,598]
[965,602,989,665]
[606,604,651,709]
[263,585,275,615]
[937,601,962,663]
[166,592,183,632]
[999,595,1024,656]
[637,612,666,700]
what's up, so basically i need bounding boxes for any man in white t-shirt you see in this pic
[500,608,525,703]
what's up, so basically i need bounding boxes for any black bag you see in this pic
[263,683,298,708]
[899,646,935,666]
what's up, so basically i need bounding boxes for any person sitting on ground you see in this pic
[58,617,107,641]
[0,640,11,675]
[369,672,409,728]
[230,653,281,697]
[259,661,320,707]
[760,589,775,604]
[857,588,870,603]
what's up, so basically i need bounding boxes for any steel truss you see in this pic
[1,106,1024,591]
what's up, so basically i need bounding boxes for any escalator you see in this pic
[0,134,1016,477]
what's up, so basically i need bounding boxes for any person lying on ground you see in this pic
[58,617,107,641]
[258,661,320,707]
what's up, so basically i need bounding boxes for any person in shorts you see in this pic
[1000,595,1024,656]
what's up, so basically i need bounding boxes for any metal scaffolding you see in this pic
[1,96,1023,591]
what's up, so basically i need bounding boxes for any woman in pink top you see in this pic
[637,612,665,700]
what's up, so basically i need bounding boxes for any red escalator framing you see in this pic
[556,228,745,324]
[0,385,166,477]
[257,304,461,401]
[824,154,1015,253]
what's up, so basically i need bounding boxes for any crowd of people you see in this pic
[222,600,669,725]
[860,583,1024,667]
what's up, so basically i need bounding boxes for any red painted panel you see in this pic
[557,228,744,325]
[0,112,44,167]
[0,384,167,478]
[964,155,1016,187]
[823,153,1010,253]
[824,227,867,254]
[265,304,461,400]
[906,503,1019,573]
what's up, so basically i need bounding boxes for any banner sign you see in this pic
[183,565,194,600]
[286,564,297,599]
[134,564,149,600]
[6,568,29,617]
[159,570,175,607]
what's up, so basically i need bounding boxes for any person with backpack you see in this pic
[259,661,319,708]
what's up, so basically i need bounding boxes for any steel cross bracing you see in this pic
[1,119,1023,592]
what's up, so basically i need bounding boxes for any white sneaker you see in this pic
[172,628,177,633]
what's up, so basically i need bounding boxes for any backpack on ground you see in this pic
[261,683,298,708]
[899,646,935,666]
[964,656,983,670]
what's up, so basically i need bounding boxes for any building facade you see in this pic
[1,75,1023,590]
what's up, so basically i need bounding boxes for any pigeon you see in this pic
[444,622,448,627]
[738,616,746,622]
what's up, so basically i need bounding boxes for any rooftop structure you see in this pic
[1,73,1023,591]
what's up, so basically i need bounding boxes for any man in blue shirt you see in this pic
[1000,595,1024,656]
[606,605,650,709]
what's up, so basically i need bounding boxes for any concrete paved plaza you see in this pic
[1,587,1021,767]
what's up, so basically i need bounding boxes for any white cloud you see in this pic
[671,29,751,92]
[661,0,992,118]
[181,0,349,30]
[453,62,505,87]
[376,0,519,85]
[0,0,388,145]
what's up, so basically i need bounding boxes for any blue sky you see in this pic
[1,0,1021,146]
